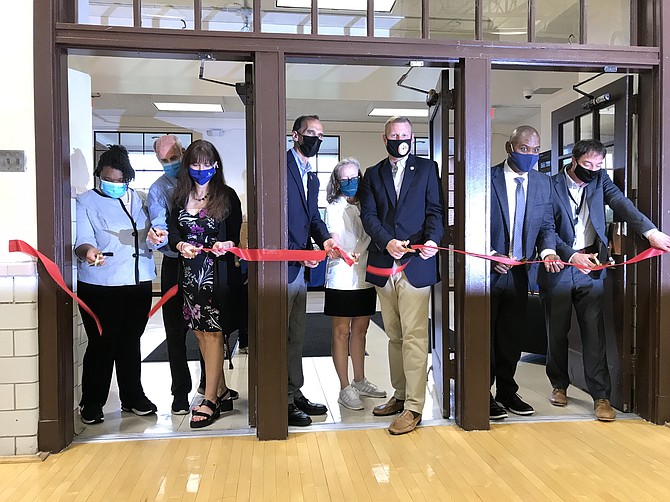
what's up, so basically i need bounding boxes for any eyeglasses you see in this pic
[189,161,218,170]
[338,176,360,187]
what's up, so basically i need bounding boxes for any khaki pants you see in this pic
[376,271,430,414]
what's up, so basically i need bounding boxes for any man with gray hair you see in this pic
[147,135,192,415]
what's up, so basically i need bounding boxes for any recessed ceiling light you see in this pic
[368,107,428,118]
[153,102,223,112]
[276,0,395,12]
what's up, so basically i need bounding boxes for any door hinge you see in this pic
[631,93,639,116]
[630,352,637,372]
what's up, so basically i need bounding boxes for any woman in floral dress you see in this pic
[167,139,242,428]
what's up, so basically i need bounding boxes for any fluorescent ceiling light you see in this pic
[276,0,395,13]
[153,102,223,112]
[368,107,428,117]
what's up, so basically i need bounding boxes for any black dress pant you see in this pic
[161,256,192,397]
[490,266,528,399]
[540,267,610,399]
[78,280,152,407]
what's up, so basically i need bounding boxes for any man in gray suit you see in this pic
[538,139,670,421]
[489,125,561,420]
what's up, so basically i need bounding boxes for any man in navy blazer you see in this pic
[286,115,338,427]
[537,139,670,421]
[359,116,444,435]
[488,126,561,421]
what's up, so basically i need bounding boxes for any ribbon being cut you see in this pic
[8,239,666,334]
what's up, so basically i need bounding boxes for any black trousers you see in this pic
[161,256,192,397]
[78,280,152,407]
[490,266,528,399]
[540,267,610,399]
[237,279,249,348]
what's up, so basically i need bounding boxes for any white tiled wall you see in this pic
[0,259,39,456]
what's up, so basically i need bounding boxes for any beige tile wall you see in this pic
[0,259,39,456]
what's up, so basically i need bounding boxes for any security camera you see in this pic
[523,88,534,100]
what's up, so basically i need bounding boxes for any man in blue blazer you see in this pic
[489,126,561,421]
[537,139,670,421]
[287,115,338,427]
[359,116,444,435]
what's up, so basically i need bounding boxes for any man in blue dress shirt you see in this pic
[147,135,193,415]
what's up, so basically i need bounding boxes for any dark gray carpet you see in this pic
[143,331,238,363]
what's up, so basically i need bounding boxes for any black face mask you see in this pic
[573,163,599,184]
[297,133,322,158]
[385,138,411,158]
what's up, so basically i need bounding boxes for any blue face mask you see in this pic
[189,166,216,186]
[340,178,359,197]
[162,159,181,178]
[508,152,539,173]
[100,179,128,199]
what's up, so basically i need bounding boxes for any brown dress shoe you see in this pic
[372,397,404,416]
[389,410,421,435]
[550,388,568,407]
[594,399,616,422]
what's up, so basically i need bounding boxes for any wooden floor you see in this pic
[3,420,670,501]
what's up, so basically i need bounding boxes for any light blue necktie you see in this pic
[512,177,525,259]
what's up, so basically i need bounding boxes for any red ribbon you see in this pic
[8,240,104,335]
[365,243,668,277]
[15,237,662,329]
[147,244,354,319]
[196,245,355,266]
[148,284,179,319]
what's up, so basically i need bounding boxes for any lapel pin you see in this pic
[410,166,414,171]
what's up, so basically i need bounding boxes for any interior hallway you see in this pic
[4,420,670,501]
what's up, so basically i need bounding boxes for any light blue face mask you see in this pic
[162,159,181,178]
[100,179,128,199]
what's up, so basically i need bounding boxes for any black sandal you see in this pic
[217,393,234,412]
[190,399,220,429]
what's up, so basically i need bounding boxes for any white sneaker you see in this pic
[351,378,387,398]
[338,385,364,410]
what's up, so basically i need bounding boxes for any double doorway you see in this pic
[41,44,654,447]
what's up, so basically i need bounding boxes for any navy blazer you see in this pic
[359,154,444,288]
[490,162,555,276]
[537,168,655,286]
[287,149,331,283]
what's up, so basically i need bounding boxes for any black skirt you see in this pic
[324,287,377,317]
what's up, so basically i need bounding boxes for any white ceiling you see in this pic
[68,55,593,130]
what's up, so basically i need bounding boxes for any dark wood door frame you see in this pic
[35,1,670,451]
[34,0,75,453]
[629,0,670,425]
[453,57,491,431]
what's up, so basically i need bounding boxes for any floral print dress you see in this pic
[178,208,224,332]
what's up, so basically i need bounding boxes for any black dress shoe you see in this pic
[294,395,327,416]
[288,403,312,426]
